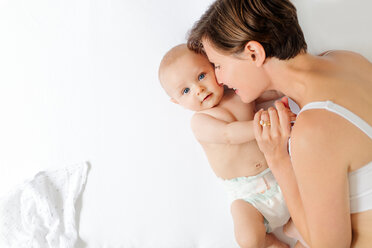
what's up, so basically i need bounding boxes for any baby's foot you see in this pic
[264,233,289,248]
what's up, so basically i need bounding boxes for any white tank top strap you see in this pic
[299,100,372,139]
[320,50,335,56]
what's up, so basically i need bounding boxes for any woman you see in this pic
[187,0,372,247]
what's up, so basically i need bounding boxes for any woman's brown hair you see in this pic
[187,0,307,60]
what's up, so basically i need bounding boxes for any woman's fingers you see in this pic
[254,101,296,144]
[254,109,263,139]
[268,107,280,135]
[275,100,292,136]
[260,110,271,139]
[253,99,295,161]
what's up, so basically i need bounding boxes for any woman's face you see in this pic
[202,39,269,103]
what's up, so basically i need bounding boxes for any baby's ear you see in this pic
[170,98,179,104]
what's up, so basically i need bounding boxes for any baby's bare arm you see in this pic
[190,113,255,144]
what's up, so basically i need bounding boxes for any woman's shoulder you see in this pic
[319,50,371,64]
[319,49,360,57]
[292,109,332,138]
[318,50,372,77]
[290,109,347,154]
[289,105,361,173]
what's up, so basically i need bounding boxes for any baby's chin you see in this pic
[200,99,221,111]
[191,103,215,112]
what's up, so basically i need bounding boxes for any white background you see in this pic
[0,0,371,247]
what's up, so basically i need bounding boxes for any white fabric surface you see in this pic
[0,0,371,247]
[0,162,89,248]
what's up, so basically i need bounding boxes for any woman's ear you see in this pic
[243,41,266,67]
[170,98,179,104]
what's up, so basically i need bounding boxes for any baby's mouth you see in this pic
[203,93,213,102]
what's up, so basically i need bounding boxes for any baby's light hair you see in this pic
[158,44,189,96]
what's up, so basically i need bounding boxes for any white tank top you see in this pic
[296,100,372,213]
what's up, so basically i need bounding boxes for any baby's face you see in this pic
[162,51,224,111]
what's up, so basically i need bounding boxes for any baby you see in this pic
[158,44,296,248]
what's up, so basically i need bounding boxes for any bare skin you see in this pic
[196,89,268,179]
[197,90,291,248]
[257,51,372,248]
[159,44,295,248]
[203,38,372,247]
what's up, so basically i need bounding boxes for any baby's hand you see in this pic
[253,97,296,162]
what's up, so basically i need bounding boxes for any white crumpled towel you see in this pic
[0,162,89,248]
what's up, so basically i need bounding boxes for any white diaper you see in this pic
[220,168,290,232]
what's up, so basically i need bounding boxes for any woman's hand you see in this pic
[253,97,296,163]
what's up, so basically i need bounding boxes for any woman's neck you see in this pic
[263,53,317,109]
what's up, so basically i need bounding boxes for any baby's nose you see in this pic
[195,85,205,95]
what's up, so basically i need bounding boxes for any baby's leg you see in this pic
[231,200,289,248]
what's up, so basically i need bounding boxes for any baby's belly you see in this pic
[203,141,268,179]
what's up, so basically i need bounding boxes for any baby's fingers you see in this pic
[288,111,297,117]
[289,111,297,121]
[280,96,289,108]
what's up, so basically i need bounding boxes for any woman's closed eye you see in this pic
[210,62,220,70]
[182,87,190,95]
[198,73,206,81]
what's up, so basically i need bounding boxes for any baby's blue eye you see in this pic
[183,88,190,94]
[198,73,205,81]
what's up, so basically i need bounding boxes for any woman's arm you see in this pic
[254,100,352,247]
[290,110,351,247]
[253,101,310,242]
[263,154,310,243]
